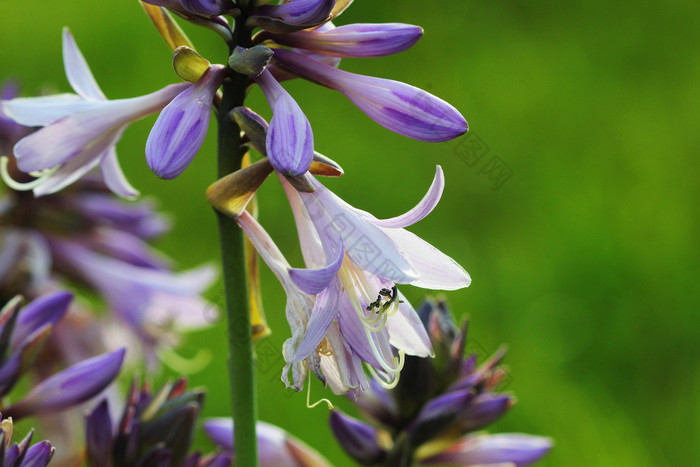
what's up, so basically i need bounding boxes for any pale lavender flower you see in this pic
[1,28,190,197]
[254,69,314,175]
[420,434,553,466]
[204,418,331,467]
[272,48,467,142]
[146,65,226,179]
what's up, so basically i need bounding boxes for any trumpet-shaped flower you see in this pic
[1,28,190,197]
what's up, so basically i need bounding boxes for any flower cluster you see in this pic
[328,299,552,466]
[85,378,230,467]
[0,414,54,467]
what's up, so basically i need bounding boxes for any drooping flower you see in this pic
[1,28,190,197]
[0,294,125,420]
[329,299,553,466]
[204,418,331,467]
[85,378,230,467]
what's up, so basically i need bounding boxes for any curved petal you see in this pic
[385,293,433,357]
[420,433,553,466]
[292,278,342,362]
[2,94,102,126]
[381,227,471,290]
[62,28,106,101]
[371,165,444,228]
[289,242,343,295]
[100,146,140,199]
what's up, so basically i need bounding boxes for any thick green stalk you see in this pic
[215,11,256,466]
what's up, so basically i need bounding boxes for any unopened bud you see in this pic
[228,45,274,77]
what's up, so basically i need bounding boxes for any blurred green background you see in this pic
[2,0,698,465]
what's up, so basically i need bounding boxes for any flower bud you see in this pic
[329,410,386,465]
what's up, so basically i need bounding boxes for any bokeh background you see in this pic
[1,0,698,465]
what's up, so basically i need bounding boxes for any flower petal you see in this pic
[382,227,471,290]
[289,241,343,295]
[420,433,553,466]
[2,94,102,126]
[256,70,314,176]
[372,165,444,228]
[385,294,433,357]
[292,278,342,362]
[62,28,106,101]
[99,146,140,199]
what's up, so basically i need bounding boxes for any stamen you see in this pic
[0,156,59,191]
[306,372,334,410]
[367,350,406,389]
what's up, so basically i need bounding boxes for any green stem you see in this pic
[215,11,256,466]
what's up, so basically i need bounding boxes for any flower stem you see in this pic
[215,13,257,466]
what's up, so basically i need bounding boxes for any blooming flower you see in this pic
[1,28,190,197]
[329,299,552,466]
[204,418,331,467]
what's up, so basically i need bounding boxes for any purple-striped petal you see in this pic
[251,0,334,27]
[371,166,444,228]
[289,243,343,295]
[274,49,467,142]
[420,433,553,466]
[255,70,314,176]
[292,278,342,361]
[62,28,106,101]
[5,348,125,419]
[180,0,234,16]
[146,66,225,179]
[264,23,423,58]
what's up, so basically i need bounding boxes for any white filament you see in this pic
[0,156,58,191]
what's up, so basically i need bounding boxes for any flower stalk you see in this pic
[215,8,258,467]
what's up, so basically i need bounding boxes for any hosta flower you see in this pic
[329,299,552,466]
[204,418,331,467]
[1,28,190,197]
[0,294,125,420]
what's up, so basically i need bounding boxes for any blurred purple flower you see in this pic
[0,28,190,197]
[0,415,55,467]
[204,418,331,467]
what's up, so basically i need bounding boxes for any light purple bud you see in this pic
[255,69,314,175]
[11,291,72,350]
[146,65,225,179]
[263,23,424,58]
[181,0,234,16]
[251,0,334,27]
[19,441,55,467]
[329,410,385,465]
[273,49,468,142]
[4,348,125,419]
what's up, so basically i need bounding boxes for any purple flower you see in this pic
[204,418,331,467]
[273,48,467,142]
[146,65,226,179]
[329,410,386,465]
[3,347,125,420]
[249,0,335,33]
[254,69,314,176]
[259,22,424,58]
[233,167,468,394]
[1,28,190,197]
[420,434,553,466]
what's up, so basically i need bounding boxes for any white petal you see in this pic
[62,28,106,101]
[382,227,471,290]
[2,94,102,126]
[386,294,433,357]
